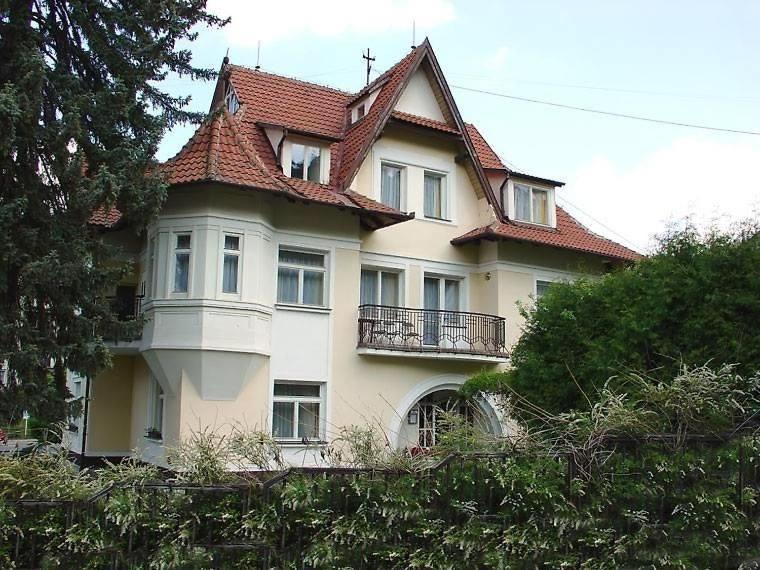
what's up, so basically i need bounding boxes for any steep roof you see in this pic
[92,40,639,261]
[451,207,641,262]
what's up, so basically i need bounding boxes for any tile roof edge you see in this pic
[227,64,353,97]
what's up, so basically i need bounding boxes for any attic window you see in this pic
[224,81,240,114]
[514,183,550,225]
[357,104,365,119]
[291,143,321,182]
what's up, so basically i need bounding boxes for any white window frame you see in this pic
[172,232,192,295]
[271,381,325,442]
[224,81,240,114]
[220,233,242,295]
[276,247,328,307]
[423,170,449,221]
[360,266,403,306]
[513,183,553,226]
[288,142,323,183]
[379,161,406,211]
[146,376,165,440]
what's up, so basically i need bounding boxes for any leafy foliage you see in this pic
[3,365,760,567]
[0,0,225,424]
[465,222,760,415]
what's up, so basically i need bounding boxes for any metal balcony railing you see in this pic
[100,286,145,343]
[357,305,507,358]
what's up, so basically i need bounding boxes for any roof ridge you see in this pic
[227,64,353,97]
[207,110,223,178]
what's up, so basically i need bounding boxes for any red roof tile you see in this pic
[390,110,460,135]
[451,207,641,261]
[465,124,505,170]
[90,206,122,227]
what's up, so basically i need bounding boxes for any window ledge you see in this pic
[276,439,328,447]
[511,218,555,229]
[275,303,331,314]
[420,216,454,226]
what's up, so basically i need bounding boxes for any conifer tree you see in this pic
[0,1,225,423]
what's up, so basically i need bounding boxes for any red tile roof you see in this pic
[92,40,638,261]
[451,207,641,261]
[90,206,122,228]
[465,124,505,170]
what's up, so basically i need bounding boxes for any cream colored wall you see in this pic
[178,359,270,437]
[129,357,151,449]
[87,356,135,453]
[394,68,446,121]
[354,128,494,265]
[329,247,500,441]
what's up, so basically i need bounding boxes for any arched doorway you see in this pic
[391,375,503,449]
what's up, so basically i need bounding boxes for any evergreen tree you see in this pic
[0,1,225,424]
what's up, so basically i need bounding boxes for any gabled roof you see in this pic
[92,40,639,261]
[451,207,641,262]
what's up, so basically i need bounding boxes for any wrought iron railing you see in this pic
[100,286,145,343]
[357,304,507,357]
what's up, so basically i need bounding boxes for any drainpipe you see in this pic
[80,375,90,464]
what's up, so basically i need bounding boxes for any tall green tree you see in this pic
[464,222,760,416]
[0,1,225,423]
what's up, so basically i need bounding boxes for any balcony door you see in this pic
[423,276,460,345]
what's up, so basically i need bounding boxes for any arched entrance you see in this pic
[390,375,503,449]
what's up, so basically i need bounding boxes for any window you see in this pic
[290,143,321,183]
[146,237,156,298]
[514,183,550,225]
[380,163,402,210]
[72,378,83,399]
[173,234,191,293]
[535,280,553,300]
[271,382,323,441]
[222,234,241,293]
[224,81,240,114]
[356,103,365,120]
[423,275,462,343]
[277,249,327,306]
[424,172,447,220]
[147,377,165,440]
[360,268,401,306]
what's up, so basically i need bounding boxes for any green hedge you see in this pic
[2,440,760,569]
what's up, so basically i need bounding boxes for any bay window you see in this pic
[277,248,327,306]
[222,234,241,294]
[173,233,191,293]
[271,382,323,441]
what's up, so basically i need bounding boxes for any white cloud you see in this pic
[561,137,760,253]
[482,46,509,72]
[208,0,455,46]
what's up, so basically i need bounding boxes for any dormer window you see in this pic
[224,81,240,114]
[514,183,549,225]
[291,143,321,182]
[356,104,365,119]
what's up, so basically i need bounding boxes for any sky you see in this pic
[157,0,760,253]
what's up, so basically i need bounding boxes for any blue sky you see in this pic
[158,0,760,252]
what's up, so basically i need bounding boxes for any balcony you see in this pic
[100,285,144,347]
[357,305,508,361]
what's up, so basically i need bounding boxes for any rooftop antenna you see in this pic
[362,48,375,86]
[411,20,416,49]
[255,41,261,71]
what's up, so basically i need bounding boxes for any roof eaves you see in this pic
[509,170,565,188]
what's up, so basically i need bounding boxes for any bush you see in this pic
[467,222,760,415]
